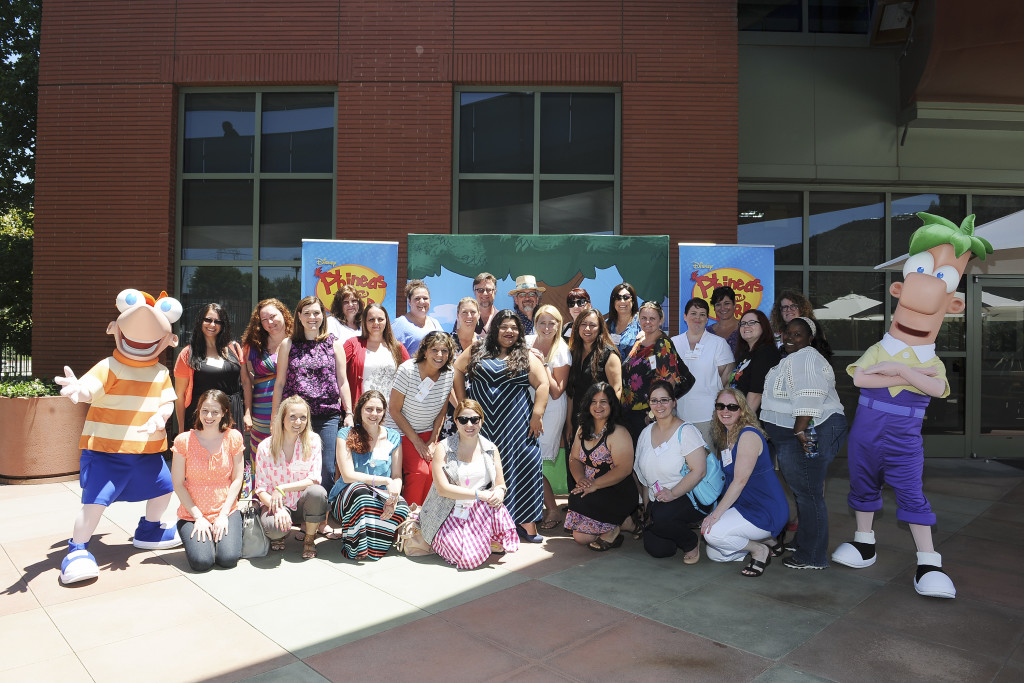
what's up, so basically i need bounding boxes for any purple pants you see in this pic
[846,388,936,526]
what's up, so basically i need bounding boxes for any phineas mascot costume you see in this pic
[833,213,993,598]
[56,288,184,584]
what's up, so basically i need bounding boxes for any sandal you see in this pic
[629,508,646,540]
[588,532,624,552]
[741,550,771,577]
[301,536,317,559]
[767,533,786,558]
[683,541,700,565]
[270,539,286,552]
[539,514,561,530]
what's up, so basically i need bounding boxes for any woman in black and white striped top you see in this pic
[388,331,457,507]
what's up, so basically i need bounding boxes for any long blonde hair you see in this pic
[532,304,568,364]
[269,396,314,464]
[710,388,764,452]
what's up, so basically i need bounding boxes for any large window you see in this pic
[453,88,619,235]
[739,0,877,33]
[177,90,335,329]
[738,188,1024,436]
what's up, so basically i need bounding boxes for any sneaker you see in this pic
[60,541,99,585]
[133,517,182,550]
[783,557,827,570]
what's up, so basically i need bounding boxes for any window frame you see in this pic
[175,86,337,315]
[452,86,621,235]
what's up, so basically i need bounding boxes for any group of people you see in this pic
[167,274,849,579]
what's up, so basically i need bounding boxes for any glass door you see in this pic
[969,277,1024,458]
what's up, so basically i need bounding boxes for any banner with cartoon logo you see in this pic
[678,243,774,334]
[300,239,399,316]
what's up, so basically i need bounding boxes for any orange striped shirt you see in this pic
[79,351,177,454]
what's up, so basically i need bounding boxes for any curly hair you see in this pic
[329,285,364,327]
[468,309,530,379]
[347,389,387,455]
[769,290,814,336]
[241,298,293,355]
[415,331,456,371]
[710,388,764,452]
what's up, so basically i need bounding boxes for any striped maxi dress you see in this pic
[467,357,544,526]
[329,427,410,561]
[242,346,277,499]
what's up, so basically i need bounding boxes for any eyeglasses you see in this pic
[615,294,633,301]
[780,303,800,312]
[202,317,223,326]
[568,299,589,307]
[738,320,760,328]
[474,287,496,294]
[456,415,481,425]
[714,402,741,412]
[649,397,673,406]
[514,291,538,298]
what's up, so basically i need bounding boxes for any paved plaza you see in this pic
[1,457,1022,682]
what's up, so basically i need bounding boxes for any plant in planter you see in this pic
[0,378,88,484]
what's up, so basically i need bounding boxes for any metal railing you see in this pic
[0,328,32,380]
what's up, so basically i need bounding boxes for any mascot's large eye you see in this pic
[156,297,184,324]
[116,289,146,312]
[902,252,934,279]
[934,266,959,293]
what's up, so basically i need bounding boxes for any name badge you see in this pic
[452,502,472,520]
[653,442,669,456]
[609,333,621,344]
[721,449,733,468]
[648,355,657,370]
[414,377,435,402]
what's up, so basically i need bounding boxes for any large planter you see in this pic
[0,396,88,484]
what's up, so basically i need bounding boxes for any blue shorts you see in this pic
[79,450,174,506]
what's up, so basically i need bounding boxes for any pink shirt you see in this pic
[254,434,323,511]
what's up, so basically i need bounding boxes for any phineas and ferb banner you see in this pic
[678,243,775,334]
[301,239,399,315]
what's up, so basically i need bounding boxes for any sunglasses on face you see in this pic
[615,294,633,301]
[568,299,589,307]
[456,415,481,425]
[202,317,223,326]
[715,402,741,412]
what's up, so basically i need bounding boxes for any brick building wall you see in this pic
[33,1,737,376]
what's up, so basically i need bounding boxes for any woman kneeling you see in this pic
[329,390,410,561]
[700,389,789,577]
[171,390,246,572]
[420,399,519,569]
[255,396,329,559]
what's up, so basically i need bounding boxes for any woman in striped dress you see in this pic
[240,298,293,496]
[422,399,519,569]
[328,390,410,561]
[453,310,549,542]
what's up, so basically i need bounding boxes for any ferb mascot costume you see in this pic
[832,213,992,598]
[55,288,184,584]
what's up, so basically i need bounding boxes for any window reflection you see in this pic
[259,266,301,305]
[259,180,332,261]
[261,93,334,173]
[540,93,615,175]
[539,181,613,234]
[180,266,253,333]
[459,180,533,234]
[459,92,534,174]
[891,193,966,259]
[738,190,802,266]
[183,93,255,173]
[809,270,885,351]
[809,191,884,266]
[181,180,253,260]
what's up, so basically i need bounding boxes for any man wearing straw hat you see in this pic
[508,275,545,335]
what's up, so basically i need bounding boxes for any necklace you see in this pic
[588,424,607,441]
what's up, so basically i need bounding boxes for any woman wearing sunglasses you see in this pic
[605,282,642,359]
[760,317,847,570]
[419,399,519,569]
[562,288,591,339]
[174,303,245,440]
[701,389,788,577]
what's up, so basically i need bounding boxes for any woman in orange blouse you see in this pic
[171,389,246,572]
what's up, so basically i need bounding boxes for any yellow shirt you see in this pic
[847,337,949,399]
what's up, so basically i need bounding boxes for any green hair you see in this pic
[908,212,994,261]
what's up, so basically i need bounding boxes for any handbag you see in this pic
[394,504,434,557]
[677,426,726,508]
[239,500,269,559]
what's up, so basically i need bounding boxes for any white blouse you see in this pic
[760,346,844,429]
[633,422,707,500]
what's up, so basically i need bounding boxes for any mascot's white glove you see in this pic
[139,404,173,435]
[55,366,92,404]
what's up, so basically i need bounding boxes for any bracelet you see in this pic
[275,485,285,497]
[794,431,804,437]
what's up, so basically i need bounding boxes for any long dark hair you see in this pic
[290,296,330,343]
[605,282,638,327]
[347,389,388,454]
[735,309,774,363]
[469,309,530,379]
[569,308,619,385]
[415,331,456,371]
[578,382,621,439]
[188,303,233,370]
[359,303,406,367]
[330,284,364,327]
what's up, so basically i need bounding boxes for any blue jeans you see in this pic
[765,413,847,567]
[312,413,340,492]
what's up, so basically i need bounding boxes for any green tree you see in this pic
[0,0,40,211]
[0,207,33,355]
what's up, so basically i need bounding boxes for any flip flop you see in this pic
[539,515,561,530]
[741,551,771,577]
[588,533,625,552]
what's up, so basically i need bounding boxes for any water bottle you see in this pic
[804,420,819,458]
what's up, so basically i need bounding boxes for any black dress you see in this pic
[565,344,618,489]
[565,431,638,531]
[183,347,245,436]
